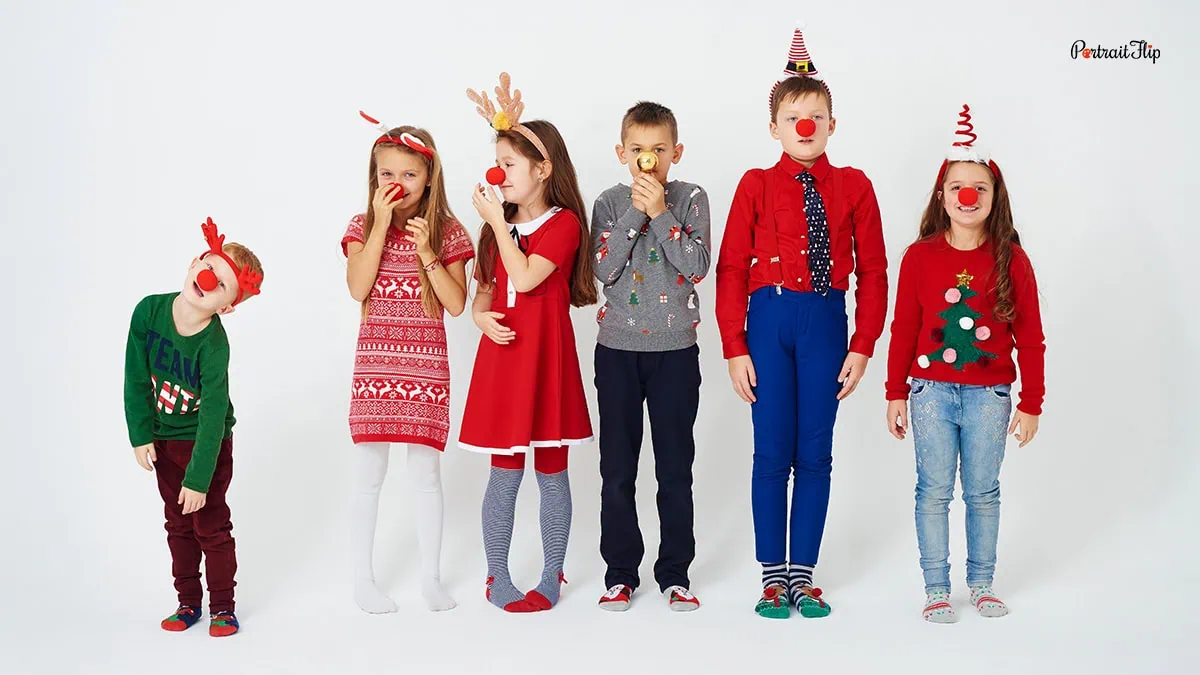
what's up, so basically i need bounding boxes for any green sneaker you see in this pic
[796,586,831,618]
[755,584,791,619]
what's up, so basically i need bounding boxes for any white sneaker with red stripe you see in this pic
[664,586,700,612]
[598,585,634,612]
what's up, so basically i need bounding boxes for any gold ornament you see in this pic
[636,151,658,172]
[956,269,974,288]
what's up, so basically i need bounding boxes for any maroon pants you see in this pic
[154,438,237,613]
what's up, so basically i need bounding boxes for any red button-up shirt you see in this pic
[716,153,889,359]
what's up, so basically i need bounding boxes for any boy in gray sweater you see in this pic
[591,101,711,612]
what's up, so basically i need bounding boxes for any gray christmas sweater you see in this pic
[590,180,712,352]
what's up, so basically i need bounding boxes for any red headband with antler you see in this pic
[936,104,1001,184]
[466,72,550,160]
[198,217,262,305]
[358,111,436,161]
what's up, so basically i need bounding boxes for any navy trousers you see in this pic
[747,287,848,565]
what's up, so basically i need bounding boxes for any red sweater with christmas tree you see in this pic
[886,236,1045,415]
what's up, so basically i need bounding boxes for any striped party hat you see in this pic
[769,21,832,115]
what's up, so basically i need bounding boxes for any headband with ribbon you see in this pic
[466,72,550,160]
[358,110,436,161]
[197,217,262,305]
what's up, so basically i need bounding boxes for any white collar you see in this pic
[512,207,561,236]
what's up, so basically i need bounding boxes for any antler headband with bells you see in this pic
[467,72,551,189]
[359,110,436,202]
[936,104,1002,208]
[197,217,262,305]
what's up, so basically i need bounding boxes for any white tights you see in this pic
[352,442,455,613]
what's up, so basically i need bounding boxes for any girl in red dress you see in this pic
[342,120,474,614]
[458,73,597,612]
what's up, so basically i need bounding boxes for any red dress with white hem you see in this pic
[458,208,594,455]
[341,214,475,450]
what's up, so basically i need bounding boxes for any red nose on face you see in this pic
[486,167,506,186]
[795,118,817,137]
[388,182,405,203]
[197,268,219,292]
[958,187,979,206]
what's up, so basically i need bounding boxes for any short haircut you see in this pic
[222,242,263,296]
[621,101,678,144]
[770,76,832,122]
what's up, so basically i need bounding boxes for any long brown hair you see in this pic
[361,125,459,319]
[474,119,597,307]
[916,161,1021,322]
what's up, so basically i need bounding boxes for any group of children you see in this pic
[123,22,1045,636]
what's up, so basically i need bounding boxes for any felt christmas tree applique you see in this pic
[648,247,660,264]
[918,269,996,371]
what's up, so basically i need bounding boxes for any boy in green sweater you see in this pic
[124,217,263,637]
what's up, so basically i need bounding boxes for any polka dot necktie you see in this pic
[797,171,831,295]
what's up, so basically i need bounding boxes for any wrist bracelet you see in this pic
[423,259,440,273]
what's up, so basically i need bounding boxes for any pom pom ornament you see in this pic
[486,167,506,186]
[922,269,993,371]
[636,151,658,172]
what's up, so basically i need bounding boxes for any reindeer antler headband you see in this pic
[198,217,262,305]
[358,110,435,161]
[936,104,1001,184]
[466,72,550,160]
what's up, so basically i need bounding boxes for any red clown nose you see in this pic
[958,187,979,206]
[795,118,816,137]
[197,268,219,292]
[388,182,405,203]
[486,167,506,186]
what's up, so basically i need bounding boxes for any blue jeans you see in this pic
[910,378,1011,592]
[747,287,847,565]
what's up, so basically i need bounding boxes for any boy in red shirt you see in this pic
[715,22,887,619]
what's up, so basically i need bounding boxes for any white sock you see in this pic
[407,444,456,611]
[351,442,397,614]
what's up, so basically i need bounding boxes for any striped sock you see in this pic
[762,562,789,590]
[923,590,957,623]
[526,469,572,610]
[482,467,527,611]
[970,585,1009,618]
[788,564,815,605]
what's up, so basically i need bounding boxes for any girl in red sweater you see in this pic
[885,105,1045,623]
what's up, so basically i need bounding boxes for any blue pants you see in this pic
[747,287,848,565]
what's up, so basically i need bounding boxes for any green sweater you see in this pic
[124,293,236,492]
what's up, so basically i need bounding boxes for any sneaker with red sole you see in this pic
[664,586,700,612]
[598,584,634,612]
[160,605,201,632]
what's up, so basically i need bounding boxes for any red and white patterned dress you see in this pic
[458,208,593,455]
[341,214,475,450]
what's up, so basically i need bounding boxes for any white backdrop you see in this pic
[3,0,1197,673]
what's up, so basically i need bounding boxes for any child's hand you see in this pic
[405,216,433,257]
[1009,411,1039,448]
[631,175,667,219]
[727,355,757,404]
[886,400,908,440]
[133,443,157,471]
[474,310,515,345]
[178,487,207,515]
[371,183,404,227]
[836,352,869,400]
[472,183,506,228]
